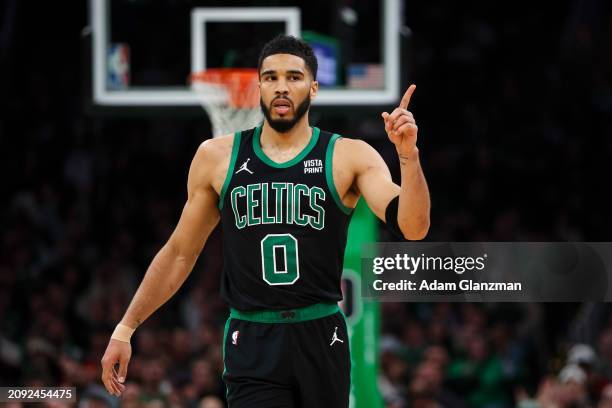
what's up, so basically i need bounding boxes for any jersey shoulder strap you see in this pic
[320,129,353,215]
[218,128,256,210]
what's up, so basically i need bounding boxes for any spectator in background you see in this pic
[401,320,427,371]
[199,395,224,408]
[138,358,170,404]
[557,364,590,408]
[409,360,465,408]
[599,383,612,408]
[379,335,410,407]
[567,343,609,401]
[446,334,512,407]
[182,358,224,405]
[599,328,612,381]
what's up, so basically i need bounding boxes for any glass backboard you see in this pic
[90,0,401,107]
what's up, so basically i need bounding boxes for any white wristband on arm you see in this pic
[111,323,135,343]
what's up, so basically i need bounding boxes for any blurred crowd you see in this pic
[2,0,612,407]
[378,303,612,408]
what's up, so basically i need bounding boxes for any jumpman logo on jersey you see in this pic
[235,158,253,175]
[330,326,344,346]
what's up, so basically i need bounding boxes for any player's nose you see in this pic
[274,77,289,95]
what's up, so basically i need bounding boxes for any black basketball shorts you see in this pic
[222,303,351,408]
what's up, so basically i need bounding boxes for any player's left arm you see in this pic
[353,84,430,240]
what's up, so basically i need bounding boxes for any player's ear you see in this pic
[310,80,318,100]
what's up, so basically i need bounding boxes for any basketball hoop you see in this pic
[190,68,262,137]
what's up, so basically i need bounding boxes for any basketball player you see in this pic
[101,35,430,407]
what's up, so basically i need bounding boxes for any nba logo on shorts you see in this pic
[232,330,240,345]
[107,44,130,90]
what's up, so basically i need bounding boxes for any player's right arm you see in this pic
[100,136,232,396]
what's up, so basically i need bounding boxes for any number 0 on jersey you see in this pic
[261,233,300,285]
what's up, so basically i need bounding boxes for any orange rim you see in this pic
[190,68,259,108]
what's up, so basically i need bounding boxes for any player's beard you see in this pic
[260,94,311,133]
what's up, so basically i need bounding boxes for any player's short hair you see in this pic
[258,35,318,80]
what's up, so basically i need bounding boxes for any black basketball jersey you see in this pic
[218,126,353,311]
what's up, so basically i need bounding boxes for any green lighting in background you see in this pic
[341,199,383,408]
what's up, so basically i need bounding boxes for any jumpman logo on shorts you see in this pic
[330,326,344,346]
[235,158,254,175]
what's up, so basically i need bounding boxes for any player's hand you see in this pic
[381,84,418,157]
[100,338,131,396]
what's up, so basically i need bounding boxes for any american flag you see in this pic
[347,64,384,89]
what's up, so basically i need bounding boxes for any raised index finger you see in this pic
[399,84,416,109]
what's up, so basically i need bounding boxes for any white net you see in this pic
[191,69,263,137]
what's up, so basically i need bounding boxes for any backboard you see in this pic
[89,0,401,108]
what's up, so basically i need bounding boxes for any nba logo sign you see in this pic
[107,43,130,89]
[232,330,240,345]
